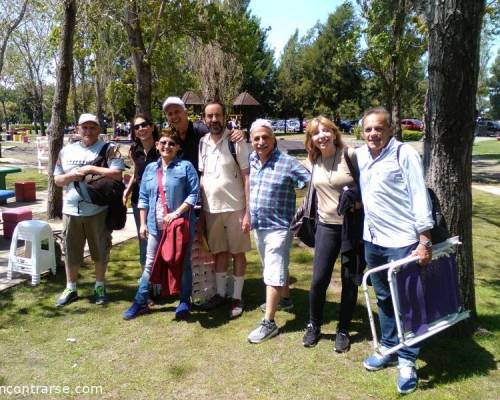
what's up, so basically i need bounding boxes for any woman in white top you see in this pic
[302,116,360,352]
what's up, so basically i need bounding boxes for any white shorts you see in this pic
[254,229,293,287]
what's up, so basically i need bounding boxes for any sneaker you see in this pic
[397,366,418,394]
[94,286,108,305]
[123,302,150,320]
[363,351,398,371]
[259,298,294,313]
[302,323,321,347]
[55,288,78,307]
[334,329,351,353]
[175,301,191,320]
[247,319,279,344]
[229,298,244,319]
[199,294,226,310]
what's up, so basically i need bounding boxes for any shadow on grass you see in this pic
[418,327,497,389]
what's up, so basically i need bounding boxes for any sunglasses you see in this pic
[134,121,150,130]
[158,140,177,148]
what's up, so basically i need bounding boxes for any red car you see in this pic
[401,119,423,131]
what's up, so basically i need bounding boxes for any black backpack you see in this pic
[396,144,450,244]
[74,142,127,231]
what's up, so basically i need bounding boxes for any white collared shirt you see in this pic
[355,137,434,248]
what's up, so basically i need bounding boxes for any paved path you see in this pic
[0,190,137,291]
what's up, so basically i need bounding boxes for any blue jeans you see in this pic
[134,222,195,305]
[364,240,419,366]
[132,202,147,267]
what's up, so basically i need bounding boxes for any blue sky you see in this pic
[249,0,500,67]
[249,0,346,61]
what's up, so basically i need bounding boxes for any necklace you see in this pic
[320,150,338,185]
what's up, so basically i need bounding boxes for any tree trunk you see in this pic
[94,77,105,133]
[1,100,9,131]
[390,0,406,141]
[420,0,484,333]
[47,0,77,219]
[124,1,152,115]
[0,0,28,77]
[71,66,78,126]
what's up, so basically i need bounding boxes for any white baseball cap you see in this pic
[250,118,273,135]
[162,96,186,111]
[78,113,100,126]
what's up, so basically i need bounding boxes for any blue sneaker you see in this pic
[123,302,149,320]
[175,301,191,320]
[397,366,418,394]
[363,351,398,371]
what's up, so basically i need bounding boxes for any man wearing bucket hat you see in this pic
[54,113,125,307]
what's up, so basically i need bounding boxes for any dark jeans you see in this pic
[309,222,358,331]
[364,240,419,365]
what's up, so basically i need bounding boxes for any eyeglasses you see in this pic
[158,140,177,148]
[134,121,150,130]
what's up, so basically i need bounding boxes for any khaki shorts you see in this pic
[204,210,251,254]
[63,211,111,266]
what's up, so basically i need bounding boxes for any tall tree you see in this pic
[414,0,485,330]
[0,0,29,77]
[360,0,427,140]
[47,0,77,219]
[488,50,500,119]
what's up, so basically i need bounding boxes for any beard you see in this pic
[208,122,224,135]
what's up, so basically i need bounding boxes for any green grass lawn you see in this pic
[0,191,498,399]
[473,139,500,160]
[6,168,49,191]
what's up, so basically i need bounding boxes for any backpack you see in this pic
[74,142,127,231]
[396,144,450,244]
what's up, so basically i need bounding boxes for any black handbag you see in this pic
[290,165,317,247]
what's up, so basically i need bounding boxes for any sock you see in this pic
[95,281,104,289]
[215,272,227,297]
[232,276,245,300]
[66,282,77,291]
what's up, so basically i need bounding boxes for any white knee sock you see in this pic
[232,276,245,300]
[215,272,227,297]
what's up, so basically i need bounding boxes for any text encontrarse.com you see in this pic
[0,385,103,396]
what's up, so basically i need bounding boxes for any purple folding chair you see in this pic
[362,236,470,356]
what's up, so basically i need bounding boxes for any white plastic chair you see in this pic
[7,220,56,285]
[36,137,49,173]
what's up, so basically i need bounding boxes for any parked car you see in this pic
[475,119,500,136]
[401,119,423,131]
[339,120,354,133]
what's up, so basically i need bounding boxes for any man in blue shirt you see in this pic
[247,119,310,344]
[356,107,433,394]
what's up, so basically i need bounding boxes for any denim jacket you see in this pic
[138,157,199,236]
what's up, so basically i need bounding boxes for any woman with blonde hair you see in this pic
[302,116,362,352]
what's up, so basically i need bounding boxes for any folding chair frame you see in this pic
[362,236,470,357]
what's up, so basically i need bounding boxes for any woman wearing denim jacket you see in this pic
[123,128,199,320]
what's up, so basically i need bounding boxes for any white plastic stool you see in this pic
[7,220,56,285]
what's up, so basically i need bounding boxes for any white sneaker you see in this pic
[247,319,279,344]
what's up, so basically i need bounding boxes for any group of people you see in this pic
[53,98,434,395]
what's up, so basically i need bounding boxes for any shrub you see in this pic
[402,130,423,141]
[352,124,362,140]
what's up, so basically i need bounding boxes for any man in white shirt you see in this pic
[54,113,124,307]
[198,101,251,319]
[356,107,433,395]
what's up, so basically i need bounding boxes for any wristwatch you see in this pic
[419,239,432,248]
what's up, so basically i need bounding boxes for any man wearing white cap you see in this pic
[54,113,125,307]
[247,119,310,343]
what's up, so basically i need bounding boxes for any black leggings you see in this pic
[309,222,358,330]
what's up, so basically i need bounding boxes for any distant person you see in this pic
[122,113,160,275]
[54,113,125,307]
[247,119,310,344]
[198,102,251,319]
[357,107,433,394]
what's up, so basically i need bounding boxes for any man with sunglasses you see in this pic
[54,113,125,307]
